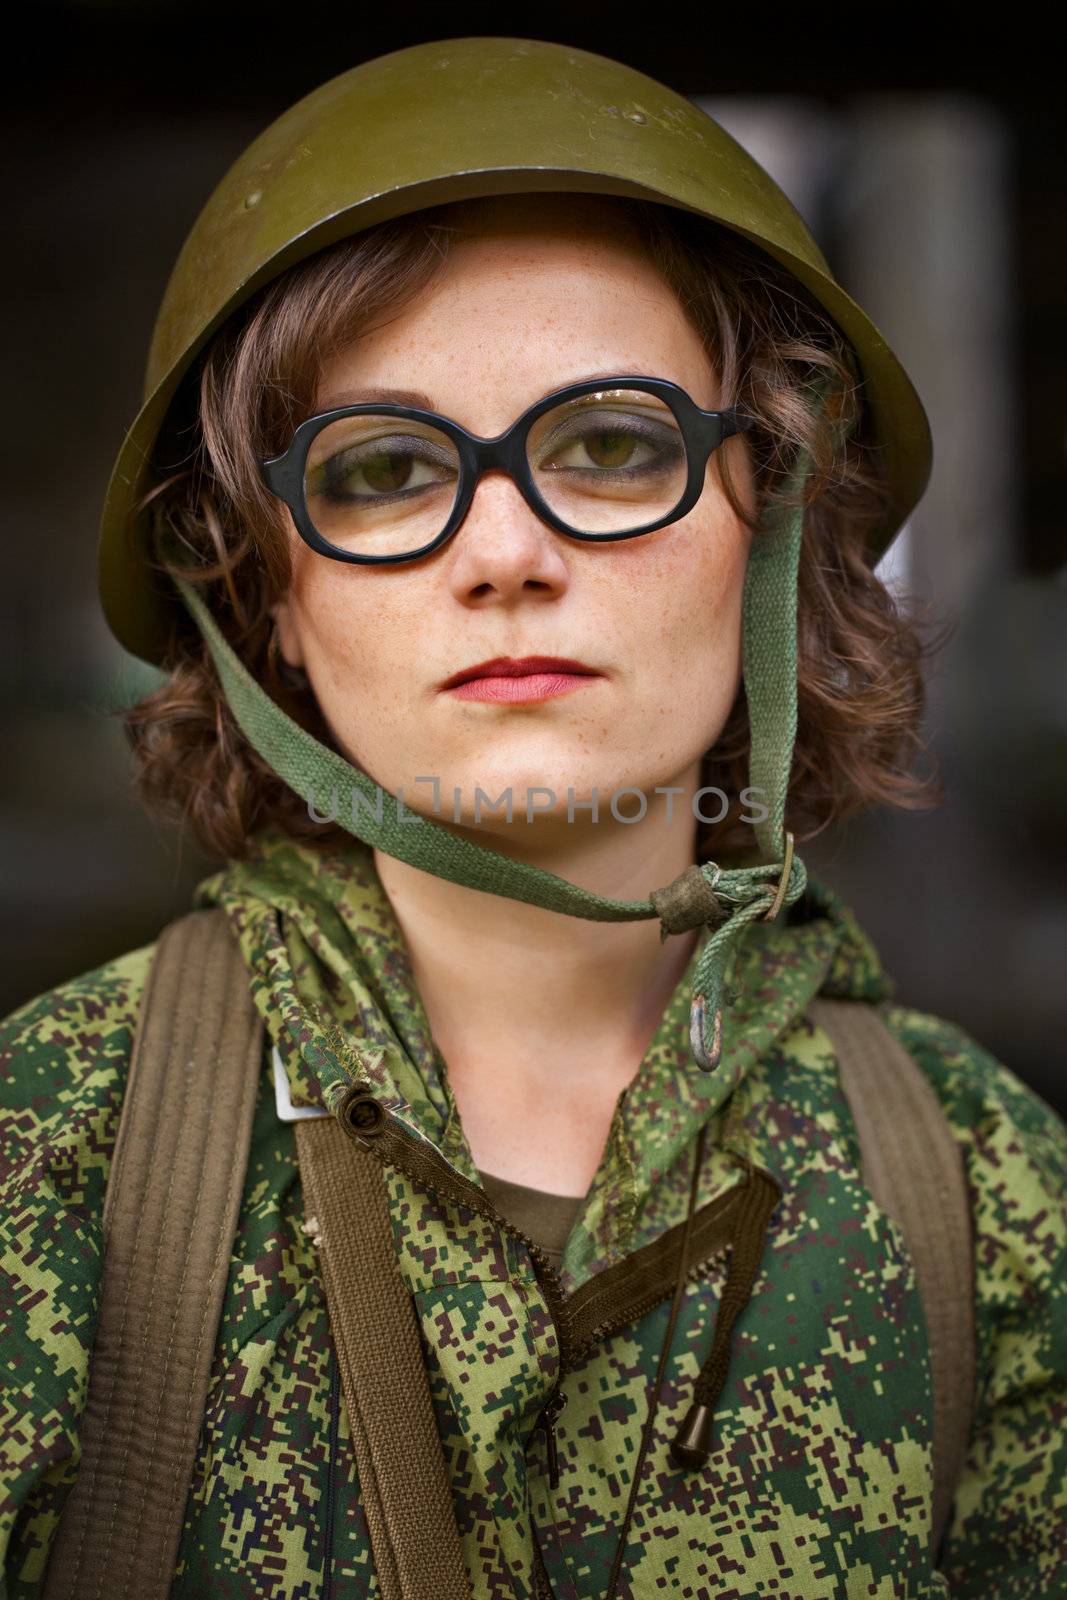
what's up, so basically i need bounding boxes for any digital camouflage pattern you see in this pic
[2,826,1065,1598]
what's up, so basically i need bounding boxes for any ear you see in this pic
[268,597,306,671]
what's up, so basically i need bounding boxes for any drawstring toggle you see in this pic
[670,1401,714,1469]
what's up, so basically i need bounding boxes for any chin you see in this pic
[458,770,654,834]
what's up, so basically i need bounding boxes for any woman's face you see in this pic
[270,194,756,846]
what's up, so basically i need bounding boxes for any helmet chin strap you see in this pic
[163,433,814,1077]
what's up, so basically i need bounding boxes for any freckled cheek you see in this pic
[604,522,747,684]
[292,576,414,716]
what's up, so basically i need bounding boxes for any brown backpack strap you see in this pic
[44,908,264,1600]
[294,1115,474,1600]
[807,997,977,1565]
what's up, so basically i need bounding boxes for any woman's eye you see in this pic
[539,415,684,478]
[571,428,642,470]
[309,436,456,503]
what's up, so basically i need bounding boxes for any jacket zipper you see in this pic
[338,1102,577,1469]
[336,1094,740,1489]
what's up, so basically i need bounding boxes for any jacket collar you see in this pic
[196,824,892,1172]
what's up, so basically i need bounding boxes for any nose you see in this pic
[444,469,571,606]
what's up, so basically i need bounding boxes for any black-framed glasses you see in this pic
[259,375,755,565]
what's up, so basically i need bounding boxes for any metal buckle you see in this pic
[763,830,795,923]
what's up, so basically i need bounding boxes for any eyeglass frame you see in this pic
[258,373,756,565]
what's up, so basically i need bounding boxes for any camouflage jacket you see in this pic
[2,828,1065,1599]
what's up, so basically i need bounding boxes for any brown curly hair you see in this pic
[124,193,947,863]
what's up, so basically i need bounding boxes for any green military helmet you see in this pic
[100,33,932,666]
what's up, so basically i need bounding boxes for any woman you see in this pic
[2,37,1065,1600]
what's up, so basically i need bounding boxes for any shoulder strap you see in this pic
[44,908,264,1600]
[294,1114,474,1600]
[806,996,976,1566]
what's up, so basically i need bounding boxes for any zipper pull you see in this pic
[539,1389,568,1489]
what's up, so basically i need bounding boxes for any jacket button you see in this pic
[341,1084,385,1137]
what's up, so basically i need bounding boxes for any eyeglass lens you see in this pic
[302,387,690,556]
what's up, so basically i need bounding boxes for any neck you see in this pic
[372,767,704,1093]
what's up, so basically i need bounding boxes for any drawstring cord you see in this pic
[671,1161,781,1469]
[602,1137,780,1600]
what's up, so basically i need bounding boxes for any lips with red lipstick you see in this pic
[440,655,602,704]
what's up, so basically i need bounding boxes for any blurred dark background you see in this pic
[3,3,1064,1113]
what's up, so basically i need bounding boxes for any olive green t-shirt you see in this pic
[476,1167,586,1271]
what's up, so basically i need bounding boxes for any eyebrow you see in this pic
[315,384,437,411]
[313,370,662,417]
